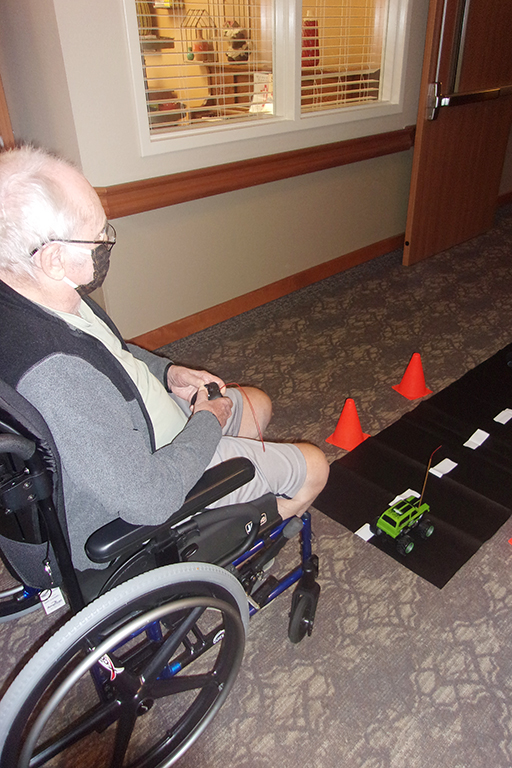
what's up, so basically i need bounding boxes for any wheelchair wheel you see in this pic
[0,562,248,768]
[0,582,41,622]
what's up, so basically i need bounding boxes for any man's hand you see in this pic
[166,365,225,403]
[192,385,232,428]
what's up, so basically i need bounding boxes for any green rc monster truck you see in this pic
[369,446,440,555]
[369,495,434,556]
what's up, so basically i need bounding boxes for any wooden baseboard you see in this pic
[498,190,512,207]
[129,233,404,350]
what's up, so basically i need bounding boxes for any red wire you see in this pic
[225,382,265,451]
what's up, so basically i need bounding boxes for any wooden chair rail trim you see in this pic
[129,233,405,349]
[96,126,415,219]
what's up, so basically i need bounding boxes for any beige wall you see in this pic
[106,150,413,337]
[3,0,510,340]
[103,130,512,338]
[0,1,81,163]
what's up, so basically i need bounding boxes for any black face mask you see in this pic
[76,243,111,296]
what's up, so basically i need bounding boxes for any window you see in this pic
[300,1,385,113]
[124,0,409,153]
[135,0,274,131]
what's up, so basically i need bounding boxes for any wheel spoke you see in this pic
[140,606,205,685]
[150,672,218,698]
[109,707,138,768]
[30,700,121,768]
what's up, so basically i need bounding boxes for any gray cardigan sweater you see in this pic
[0,280,222,571]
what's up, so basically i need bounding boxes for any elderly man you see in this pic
[0,146,329,571]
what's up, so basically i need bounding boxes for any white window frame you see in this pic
[122,0,411,158]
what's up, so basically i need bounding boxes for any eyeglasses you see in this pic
[30,222,117,257]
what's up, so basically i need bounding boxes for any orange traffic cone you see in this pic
[392,353,432,400]
[326,398,370,451]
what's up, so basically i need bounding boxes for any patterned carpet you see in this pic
[163,204,512,768]
[1,205,512,767]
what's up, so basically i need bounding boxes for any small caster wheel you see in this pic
[288,583,320,644]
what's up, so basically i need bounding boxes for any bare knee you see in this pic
[296,443,330,496]
[237,386,272,438]
[277,443,329,519]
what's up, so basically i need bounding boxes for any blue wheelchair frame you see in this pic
[0,379,321,766]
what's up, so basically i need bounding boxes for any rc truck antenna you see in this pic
[419,445,441,507]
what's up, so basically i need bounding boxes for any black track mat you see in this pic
[315,344,512,587]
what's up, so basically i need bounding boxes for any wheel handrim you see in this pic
[10,595,244,768]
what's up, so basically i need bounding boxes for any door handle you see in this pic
[427,82,512,120]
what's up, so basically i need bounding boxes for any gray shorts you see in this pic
[211,387,307,506]
[172,387,307,505]
[206,436,307,508]
[170,386,244,435]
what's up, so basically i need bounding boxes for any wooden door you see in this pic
[403,0,512,266]
[0,72,15,150]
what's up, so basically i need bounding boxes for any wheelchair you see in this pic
[0,378,321,767]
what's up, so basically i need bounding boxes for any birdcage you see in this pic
[181,9,217,63]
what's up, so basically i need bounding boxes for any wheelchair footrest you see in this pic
[251,575,280,607]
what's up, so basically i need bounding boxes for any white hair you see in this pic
[0,146,89,280]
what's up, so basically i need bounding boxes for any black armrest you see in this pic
[0,433,37,461]
[85,457,255,563]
